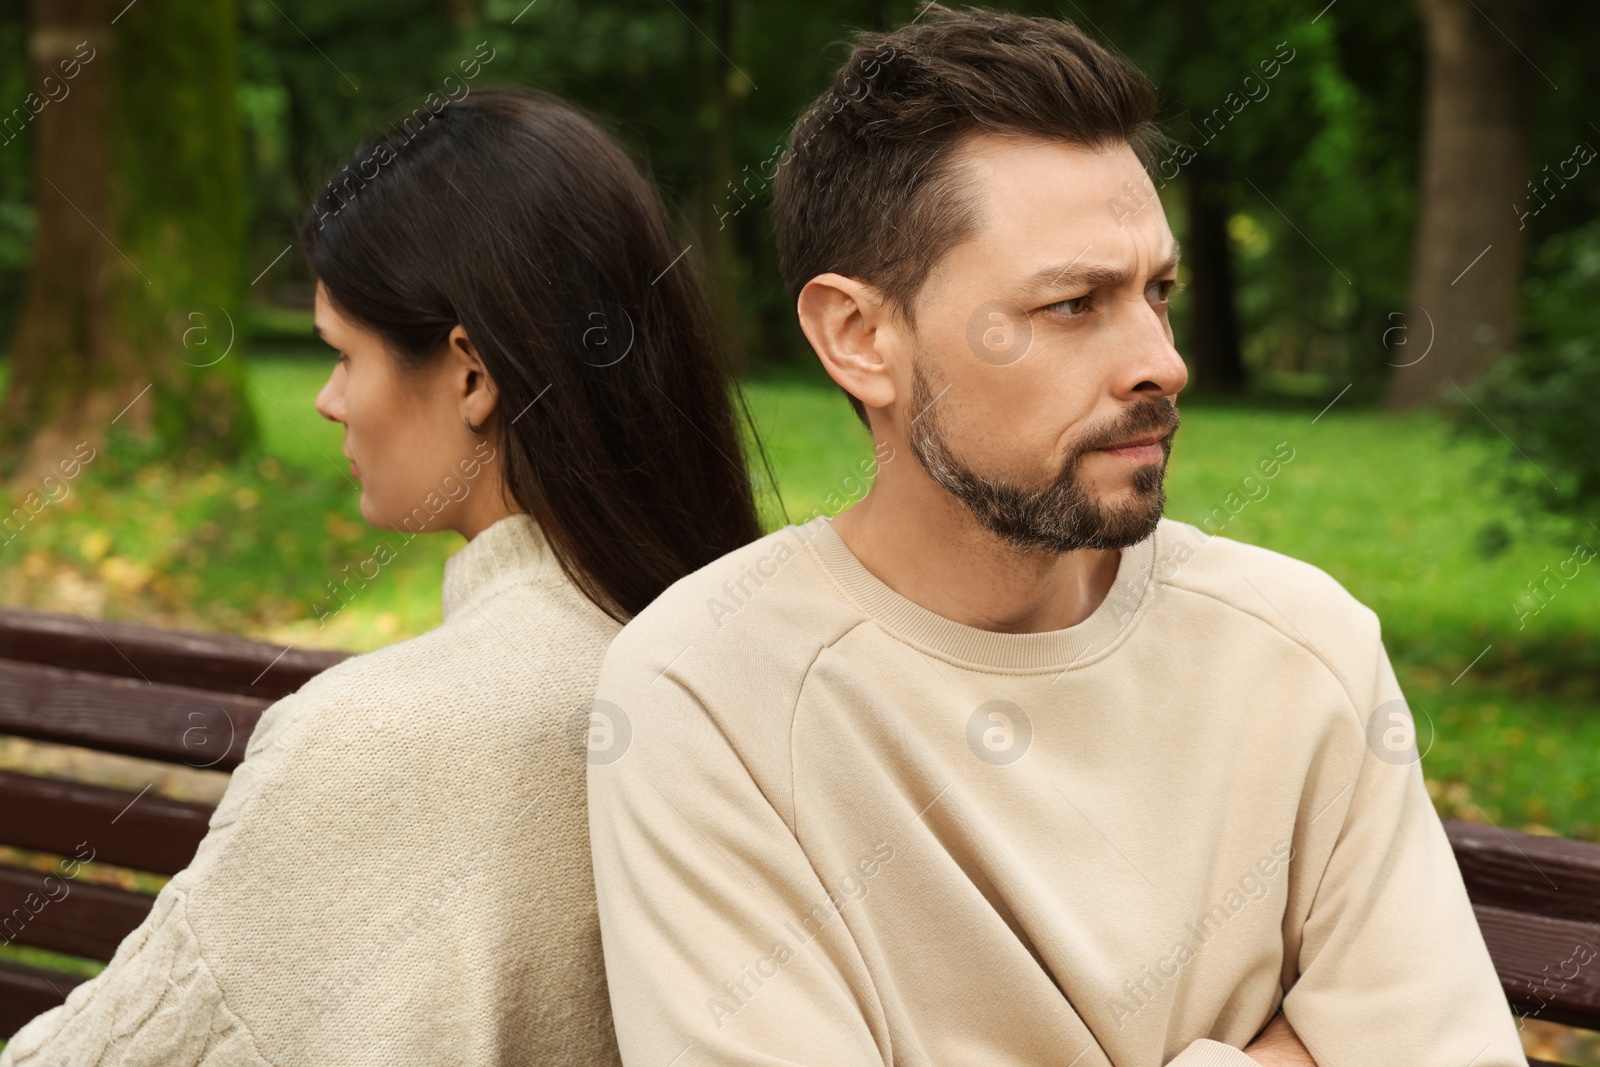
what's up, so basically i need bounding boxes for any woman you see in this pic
[2,89,766,1065]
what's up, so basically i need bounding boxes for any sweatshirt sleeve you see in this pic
[1166,1040,1267,1065]
[1278,637,1528,1067]
[587,672,892,1066]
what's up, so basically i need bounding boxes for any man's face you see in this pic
[900,134,1187,553]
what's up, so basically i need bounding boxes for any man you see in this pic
[586,7,1526,1066]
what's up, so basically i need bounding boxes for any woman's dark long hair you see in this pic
[300,89,769,623]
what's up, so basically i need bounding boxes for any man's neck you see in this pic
[826,476,1123,635]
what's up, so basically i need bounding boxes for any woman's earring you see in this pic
[464,414,485,435]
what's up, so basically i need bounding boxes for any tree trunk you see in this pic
[1182,158,1246,393]
[1386,0,1538,410]
[1,0,255,481]
[2,0,118,480]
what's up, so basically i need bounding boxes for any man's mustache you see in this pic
[1073,400,1182,455]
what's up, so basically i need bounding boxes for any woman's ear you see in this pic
[796,274,903,420]
[447,324,499,431]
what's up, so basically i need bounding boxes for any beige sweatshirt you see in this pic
[4,514,623,1067]
[587,516,1526,1067]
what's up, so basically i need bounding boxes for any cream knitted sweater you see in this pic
[2,514,623,1066]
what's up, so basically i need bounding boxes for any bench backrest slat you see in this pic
[0,607,349,699]
[0,863,151,961]
[0,611,338,1041]
[1446,820,1600,924]
[0,658,269,771]
[1471,902,1600,1030]
[0,962,88,1035]
[0,770,212,876]
[1444,820,1600,1036]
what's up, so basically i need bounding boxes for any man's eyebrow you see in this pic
[1023,241,1182,296]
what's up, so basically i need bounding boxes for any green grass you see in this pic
[0,355,1595,837]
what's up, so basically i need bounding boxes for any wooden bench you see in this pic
[0,606,348,1034]
[0,607,1596,1064]
[1446,819,1600,1065]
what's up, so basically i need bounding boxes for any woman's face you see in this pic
[312,281,511,539]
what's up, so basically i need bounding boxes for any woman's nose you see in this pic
[314,365,346,423]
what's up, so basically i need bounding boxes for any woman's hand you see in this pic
[1241,1012,1317,1066]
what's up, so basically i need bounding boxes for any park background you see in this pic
[0,0,1596,1058]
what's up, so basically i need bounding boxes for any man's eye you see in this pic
[1148,279,1183,304]
[1048,294,1094,317]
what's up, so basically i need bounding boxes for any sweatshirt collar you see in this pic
[441,513,561,621]
[803,515,1160,672]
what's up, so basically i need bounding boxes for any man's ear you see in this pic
[447,324,499,430]
[796,273,903,417]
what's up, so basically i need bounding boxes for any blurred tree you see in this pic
[1182,144,1246,392]
[1059,0,1422,399]
[1460,217,1600,534]
[0,0,1576,425]
[682,0,749,375]
[0,0,31,348]
[1386,0,1539,409]
[0,0,256,480]
[236,0,456,294]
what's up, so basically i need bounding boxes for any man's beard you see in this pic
[906,359,1179,554]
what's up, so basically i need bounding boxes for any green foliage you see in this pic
[1459,217,1600,534]
[220,0,1440,382]
[236,0,457,252]
[0,0,1593,403]
[1004,0,1421,396]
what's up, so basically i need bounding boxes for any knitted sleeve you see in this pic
[0,684,315,1067]
[0,887,270,1067]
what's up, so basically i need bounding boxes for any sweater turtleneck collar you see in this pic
[441,513,561,622]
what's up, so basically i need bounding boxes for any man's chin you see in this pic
[967,486,1166,555]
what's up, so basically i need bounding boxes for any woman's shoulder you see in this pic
[265,577,616,748]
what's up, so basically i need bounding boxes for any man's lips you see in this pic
[1094,431,1171,464]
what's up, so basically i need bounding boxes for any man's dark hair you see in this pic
[772,5,1163,427]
